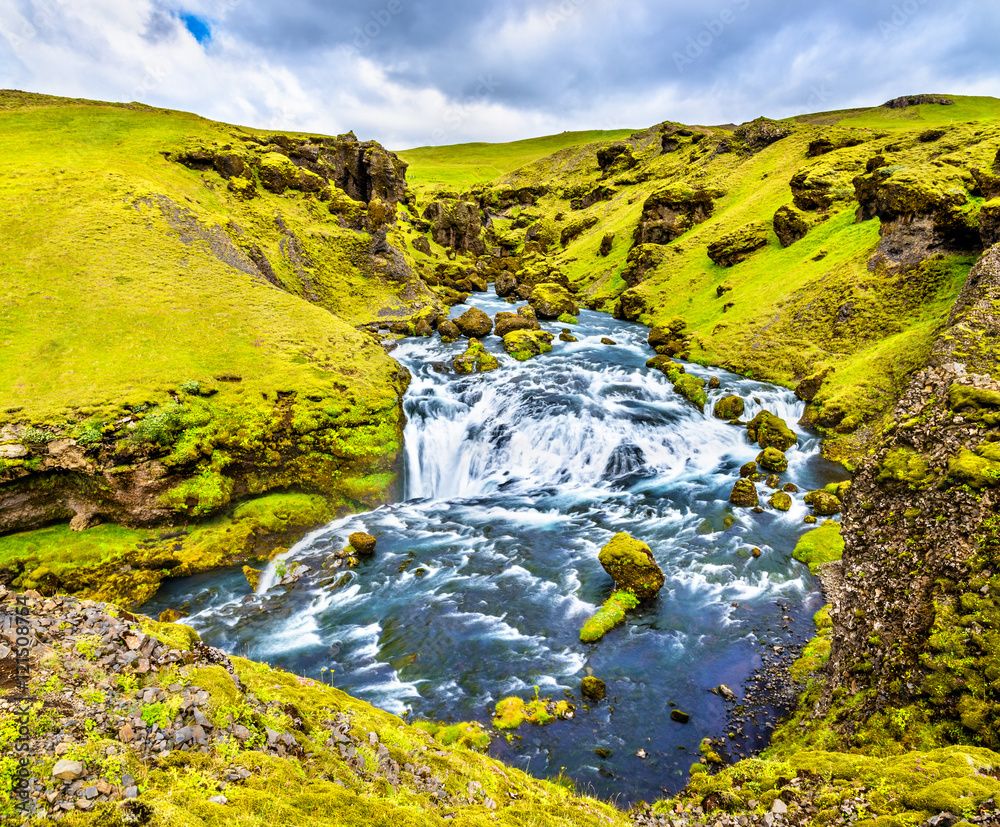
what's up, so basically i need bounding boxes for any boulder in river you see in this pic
[157,608,185,623]
[528,282,578,318]
[739,461,757,478]
[453,338,499,374]
[438,319,461,342]
[494,306,540,337]
[647,317,690,358]
[713,395,744,420]
[349,532,377,554]
[243,566,262,591]
[756,447,788,473]
[729,479,759,507]
[804,490,842,516]
[559,329,578,342]
[453,307,493,338]
[708,376,721,390]
[670,709,690,724]
[598,532,665,600]
[495,271,518,297]
[581,676,606,700]
[502,329,554,361]
[769,491,792,511]
[746,410,797,451]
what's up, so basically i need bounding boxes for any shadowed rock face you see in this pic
[422,199,486,255]
[822,243,1000,740]
[632,184,722,246]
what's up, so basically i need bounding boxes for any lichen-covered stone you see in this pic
[437,319,461,342]
[729,479,759,507]
[502,329,554,361]
[494,306,540,338]
[647,317,690,357]
[581,676,606,700]
[746,411,797,451]
[707,223,770,267]
[769,491,792,511]
[453,307,493,338]
[713,395,745,420]
[348,532,377,554]
[757,447,788,473]
[597,532,665,600]
[528,282,578,318]
[773,204,811,247]
[804,490,842,516]
[632,184,722,246]
[243,565,262,591]
[740,461,758,478]
[453,338,499,375]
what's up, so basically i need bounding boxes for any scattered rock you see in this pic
[747,411,797,451]
[502,329,554,361]
[598,532,665,600]
[528,283,578,318]
[349,532,377,555]
[769,491,792,511]
[453,338,499,374]
[756,447,788,473]
[713,395,745,420]
[581,676,606,701]
[52,760,86,781]
[730,479,759,508]
[453,307,493,338]
[438,319,461,342]
[804,490,842,516]
[670,709,690,723]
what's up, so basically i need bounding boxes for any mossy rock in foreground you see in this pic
[672,374,707,411]
[580,590,641,642]
[597,532,665,600]
[713,395,745,420]
[947,445,1000,489]
[528,282,578,318]
[453,338,500,374]
[792,521,844,573]
[756,447,788,473]
[729,478,759,508]
[747,410,797,451]
[502,329,554,361]
[768,491,792,511]
[804,489,842,516]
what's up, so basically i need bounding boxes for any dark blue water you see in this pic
[142,290,843,804]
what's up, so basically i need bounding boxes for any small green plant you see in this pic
[115,673,139,695]
[19,426,49,444]
[140,702,175,728]
[75,634,102,661]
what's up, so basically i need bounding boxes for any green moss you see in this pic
[492,696,575,730]
[597,532,665,599]
[502,329,554,361]
[413,720,491,751]
[877,447,934,487]
[672,374,708,411]
[712,395,745,419]
[792,522,845,573]
[947,447,1000,489]
[580,590,641,643]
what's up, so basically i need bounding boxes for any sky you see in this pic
[0,0,997,149]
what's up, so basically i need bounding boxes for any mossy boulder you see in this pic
[620,244,669,287]
[348,531,377,554]
[646,356,685,380]
[453,307,493,338]
[453,338,499,375]
[876,446,934,486]
[733,116,792,151]
[632,184,721,246]
[581,676,606,700]
[597,532,665,600]
[792,521,844,573]
[729,479,759,507]
[740,461,757,478]
[437,319,461,342]
[243,565,262,591]
[707,223,770,267]
[947,445,1000,489]
[756,447,788,473]
[673,374,707,411]
[804,489,842,516]
[747,411,797,451]
[713,395,745,420]
[647,316,690,357]
[772,204,811,247]
[949,382,1000,426]
[981,198,1000,247]
[494,306,540,337]
[768,491,792,511]
[502,329,554,361]
[528,282,578,318]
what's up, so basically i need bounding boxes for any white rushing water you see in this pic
[143,288,842,802]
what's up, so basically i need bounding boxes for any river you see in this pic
[141,288,843,804]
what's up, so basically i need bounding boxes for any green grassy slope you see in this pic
[397,129,636,192]
[401,95,1000,462]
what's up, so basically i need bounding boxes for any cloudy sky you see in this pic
[0,0,997,149]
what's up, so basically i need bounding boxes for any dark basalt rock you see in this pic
[729,479,759,508]
[453,307,493,338]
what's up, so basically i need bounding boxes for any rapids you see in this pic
[142,289,843,803]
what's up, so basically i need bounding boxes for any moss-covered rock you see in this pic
[528,282,578,318]
[581,676,606,700]
[580,589,642,642]
[947,445,1000,489]
[348,531,377,554]
[740,461,757,478]
[620,244,669,287]
[647,316,690,357]
[729,479,759,507]
[713,395,745,420]
[792,521,844,573]
[769,491,792,511]
[597,532,665,600]
[632,184,721,246]
[453,306,493,338]
[876,446,934,486]
[494,306,540,337]
[804,489,842,516]
[773,204,811,247]
[747,411,797,451]
[707,223,770,267]
[453,338,500,375]
[243,565,262,590]
[757,447,788,473]
[501,329,554,361]
[673,374,708,411]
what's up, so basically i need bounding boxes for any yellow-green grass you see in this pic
[397,128,636,191]
[791,521,844,574]
[0,492,332,606]
[0,92,406,429]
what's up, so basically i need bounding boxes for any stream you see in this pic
[141,289,843,804]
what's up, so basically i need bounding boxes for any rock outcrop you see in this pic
[707,223,770,267]
[819,243,1000,743]
[632,184,722,246]
[597,533,665,600]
